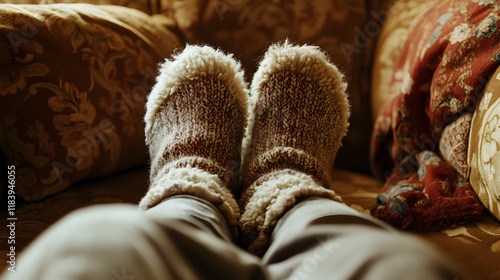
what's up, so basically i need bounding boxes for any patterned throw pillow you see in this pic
[0,4,181,200]
[161,0,391,173]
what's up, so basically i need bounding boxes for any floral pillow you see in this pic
[0,3,181,200]
[469,65,500,221]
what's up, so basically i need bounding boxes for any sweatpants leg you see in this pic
[263,198,465,280]
[1,196,267,280]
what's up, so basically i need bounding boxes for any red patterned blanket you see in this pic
[370,0,500,230]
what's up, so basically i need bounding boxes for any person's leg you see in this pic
[136,43,268,278]
[2,45,267,280]
[1,200,267,280]
[145,196,267,279]
[239,41,350,255]
[238,41,462,279]
[140,44,250,237]
[263,198,463,280]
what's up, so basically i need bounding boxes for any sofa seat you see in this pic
[1,167,499,279]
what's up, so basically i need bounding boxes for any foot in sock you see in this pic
[139,45,249,236]
[239,41,351,255]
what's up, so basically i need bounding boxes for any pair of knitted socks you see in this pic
[139,42,350,255]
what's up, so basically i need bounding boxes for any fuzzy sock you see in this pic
[139,45,248,236]
[239,42,351,255]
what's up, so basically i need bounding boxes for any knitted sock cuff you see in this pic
[239,169,342,256]
[140,166,240,235]
[156,156,238,191]
[242,147,329,188]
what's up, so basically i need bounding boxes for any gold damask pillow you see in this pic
[469,65,500,221]
[0,4,181,200]
[163,0,391,173]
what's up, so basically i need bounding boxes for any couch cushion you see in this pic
[0,4,181,201]
[1,168,499,279]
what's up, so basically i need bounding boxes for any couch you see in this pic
[0,0,499,279]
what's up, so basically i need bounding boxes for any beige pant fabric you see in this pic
[1,196,462,280]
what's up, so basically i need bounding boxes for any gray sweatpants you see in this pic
[1,196,463,280]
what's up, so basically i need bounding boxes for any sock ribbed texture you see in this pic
[239,41,350,255]
[139,45,248,236]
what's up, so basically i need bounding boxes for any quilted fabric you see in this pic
[371,0,500,230]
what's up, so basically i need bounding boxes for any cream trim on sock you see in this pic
[139,167,240,230]
[240,169,342,255]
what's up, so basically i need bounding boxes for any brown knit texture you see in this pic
[148,78,243,189]
[239,42,350,255]
[140,45,248,235]
[242,72,344,188]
